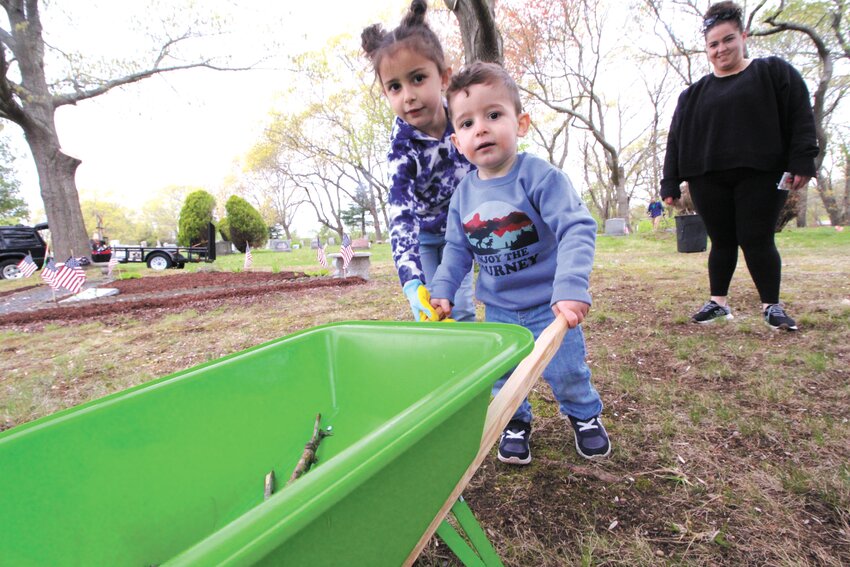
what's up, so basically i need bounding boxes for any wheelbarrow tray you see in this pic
[0,321,533,566]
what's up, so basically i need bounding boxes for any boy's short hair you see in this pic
[447,62,523,117]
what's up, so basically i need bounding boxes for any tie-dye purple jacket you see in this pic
[386,115,474,286]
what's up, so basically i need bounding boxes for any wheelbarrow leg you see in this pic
[436,496,504,567]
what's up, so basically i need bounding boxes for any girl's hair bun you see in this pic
[402,0,428,28]
[361,23,386,59]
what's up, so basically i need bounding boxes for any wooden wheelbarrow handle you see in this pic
[403,314,569,565]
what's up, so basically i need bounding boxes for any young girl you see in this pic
[361,0,475,322]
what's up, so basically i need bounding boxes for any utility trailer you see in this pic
[109,223,217,271]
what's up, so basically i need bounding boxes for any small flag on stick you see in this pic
[316,237,328,268]
[340,234,354,270]
[55,257,86,294]
[41,257,59,289]
[16,253,38,278]
[244,243,253,270]
[107,252,119,277]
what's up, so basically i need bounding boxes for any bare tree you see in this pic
[509,0,652,223]
[242,167,304,241]
[749,0,849,227]
[0,1,247,260]
[253,44,393,240]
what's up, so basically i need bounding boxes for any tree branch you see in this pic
[51,61,254,108]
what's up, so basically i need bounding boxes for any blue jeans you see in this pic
[487,303,602,422]
[419,231,475,322]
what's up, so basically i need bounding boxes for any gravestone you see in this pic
[216,241,234,255]
[604,218,627,236]
[352,238,371,249]
[268,239,292,252]
[327,252,372,280]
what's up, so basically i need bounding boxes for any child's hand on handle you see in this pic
[430,296,453,320]
[402,279,441,321]
[552,300,590,329]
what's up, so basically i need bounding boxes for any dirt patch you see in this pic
[0,271,366,327]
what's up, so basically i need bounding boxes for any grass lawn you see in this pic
[1,227,848,565]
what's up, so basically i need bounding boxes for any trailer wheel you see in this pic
[0,258,24,280]
[146,253,173,271]
[175,262,186,269]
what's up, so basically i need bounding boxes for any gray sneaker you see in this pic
[764,304,798,331]
[691,300,733,324]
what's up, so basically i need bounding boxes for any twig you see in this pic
[537,457,623,483]
[264,471,275,500]
[287,413,331,485]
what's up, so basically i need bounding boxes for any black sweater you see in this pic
[661,56,819,200]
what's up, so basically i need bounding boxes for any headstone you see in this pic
[327,237,336,246]
[327,252,372,280]
[604,218,627,236]
[310,239,319,249]
[352,238,371,249]
[268,239,292,252]
[215,241,233,255]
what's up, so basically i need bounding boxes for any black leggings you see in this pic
[687,168,787,304]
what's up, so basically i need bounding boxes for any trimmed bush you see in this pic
[223,195,267,252]
[177,190,215,246]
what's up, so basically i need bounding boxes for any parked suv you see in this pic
[0,222,48,279]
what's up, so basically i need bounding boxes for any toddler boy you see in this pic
[430,62,610,463]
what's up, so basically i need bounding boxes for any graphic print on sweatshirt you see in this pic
[463,200,540,277]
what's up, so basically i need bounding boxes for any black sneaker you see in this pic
[764,304,798,331]
[498,420,531,465]
[568,415,611,460]
[691,300,733,324]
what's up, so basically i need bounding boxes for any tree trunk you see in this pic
[18,101,91,262]
[815,177,845,225]
[609,160,629,223]
[368,205,383,241]
[446,0,503,64]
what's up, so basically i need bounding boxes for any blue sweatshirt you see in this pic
[386,112,474,286]
[431,153,597,310]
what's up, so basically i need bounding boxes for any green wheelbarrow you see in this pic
[0,318,568,566]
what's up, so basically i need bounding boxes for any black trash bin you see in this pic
[675,214,707,253]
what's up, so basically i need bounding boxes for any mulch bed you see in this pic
[0,272,366,326]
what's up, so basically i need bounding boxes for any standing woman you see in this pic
[661,1,819,331]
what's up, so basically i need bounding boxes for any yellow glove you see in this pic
[402,279,454,322]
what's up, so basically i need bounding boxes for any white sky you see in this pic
[6,0,408,232]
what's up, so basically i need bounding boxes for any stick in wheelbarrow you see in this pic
[403,313,569,566]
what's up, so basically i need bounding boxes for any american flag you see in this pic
[244,243,253,270]
[340,234,354,270]
[16,253,38,278]
[316,237,328,268]
[41,257,59,289]
[55,257,86,294]
[107,251,119,277]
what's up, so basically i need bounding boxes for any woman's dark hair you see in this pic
[702,1,744,34]
[361,0,447,79]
